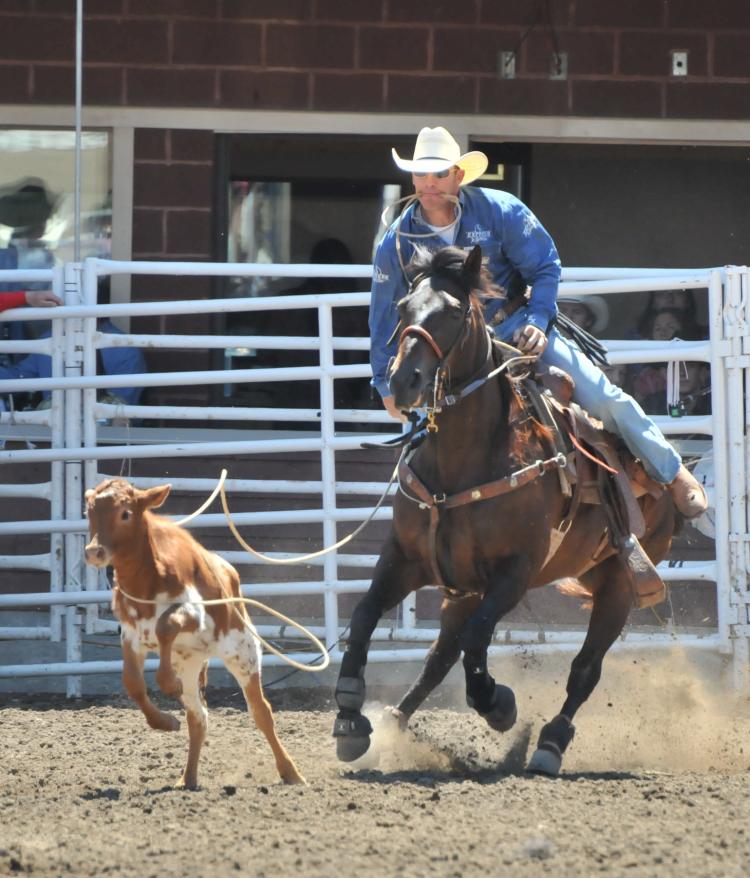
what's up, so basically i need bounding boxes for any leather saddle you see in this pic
[517,359,668,609]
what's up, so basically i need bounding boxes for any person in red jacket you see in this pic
[0,288,61,311]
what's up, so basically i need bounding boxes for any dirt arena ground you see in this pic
[2,649,750,877]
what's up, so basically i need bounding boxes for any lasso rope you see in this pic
[117,585,331,673]
[217,457,403,564]
[119,458,402,672]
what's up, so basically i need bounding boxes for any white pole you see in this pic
[318,303,340,651]
[82,261,100,633]
[74,0,83,263]
[63,263,83,697]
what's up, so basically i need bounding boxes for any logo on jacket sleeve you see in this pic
[466,225,491,245]
[523,214,539,236]
[373,266,390,283]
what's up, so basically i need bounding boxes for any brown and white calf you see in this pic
[84,478,305,789]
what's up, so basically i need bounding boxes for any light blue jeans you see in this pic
[498,316,681,485]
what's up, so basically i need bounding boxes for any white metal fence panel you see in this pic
[0,264,65,644]
[0,258,747,694]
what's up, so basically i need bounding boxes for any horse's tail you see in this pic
[555,577,593,610]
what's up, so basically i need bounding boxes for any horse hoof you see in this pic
[332,711,373,763]
[469,684,517,732]
[484,685,517,732]
[336,734,371,763]
[526,746,562,777]
[383,706,408,731]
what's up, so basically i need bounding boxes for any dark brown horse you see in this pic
[332,244,676,775]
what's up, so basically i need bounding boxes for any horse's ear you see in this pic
[462,245,483,287]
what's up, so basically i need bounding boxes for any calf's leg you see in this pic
[155,603,199,697]
[222,637,305,786]
[121,638,179,732]
[174,655,209,789]
[244,672,305,785]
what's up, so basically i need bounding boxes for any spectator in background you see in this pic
[557,294,609,337]
[1,179,61,367]
[632,307,693,414]
[0,289,61,312]
[603,362,632,396]
[641,361,711,418]
[0,178,57,281]
[675,362,711,416]
[636,288,704,341]
[0,278,146,414]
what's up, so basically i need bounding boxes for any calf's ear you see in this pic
[139,484,172,510]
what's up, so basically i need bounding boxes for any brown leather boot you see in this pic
[668,464,708,518]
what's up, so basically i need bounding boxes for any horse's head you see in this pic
[388,244,491,411]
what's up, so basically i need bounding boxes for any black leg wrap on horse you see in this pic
[527,714,576,776]
[467,683,518,732]
[332,711,373,739]
[537,714,576,753]
[335,676,365,712]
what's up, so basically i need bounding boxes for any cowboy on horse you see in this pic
[369,125,707,518]
[329,127,710,775]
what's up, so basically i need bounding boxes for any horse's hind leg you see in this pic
[334,539,424,762]
[528,558,632,776]
[392,595,480,725]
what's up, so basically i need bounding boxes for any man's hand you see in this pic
[513,323,548,357]
[382,395,408,422]
[25,290,63,308]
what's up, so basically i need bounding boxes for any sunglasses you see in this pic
[413,167,456,179]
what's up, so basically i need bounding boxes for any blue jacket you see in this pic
[0,320,146,405]
[368,186,561,399]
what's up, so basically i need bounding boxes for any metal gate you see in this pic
[1,258,747,696]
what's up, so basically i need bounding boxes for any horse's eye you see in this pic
[121,509,131,522]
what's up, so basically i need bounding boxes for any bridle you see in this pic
[392,273,491,429]
[395,271,474,359]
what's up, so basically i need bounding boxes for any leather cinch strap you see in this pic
[399,453,566,589]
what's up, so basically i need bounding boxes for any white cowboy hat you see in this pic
[557,294,610,334]
[391,127,488,185]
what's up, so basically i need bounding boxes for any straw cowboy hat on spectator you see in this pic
[391,127,488,185]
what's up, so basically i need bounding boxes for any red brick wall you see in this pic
[132,128,214,260]
[131,128,215,394]
[0,0,748,119]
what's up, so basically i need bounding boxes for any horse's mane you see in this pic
[407,246,503,312]
[409,246,552,463]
